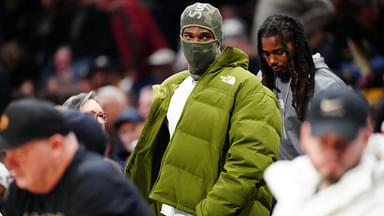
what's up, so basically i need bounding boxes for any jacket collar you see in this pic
[200,46,249,78]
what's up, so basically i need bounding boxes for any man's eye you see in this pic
[274,50,284,55]
[262,52,270,58]
[202,34,214,41]
[183,34,192,40]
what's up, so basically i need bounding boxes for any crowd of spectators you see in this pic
[0,0,383,173]
[0,1,384,215]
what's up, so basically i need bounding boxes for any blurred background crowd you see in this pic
[0,0,383,163]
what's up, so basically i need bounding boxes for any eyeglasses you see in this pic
[88,111,108,123]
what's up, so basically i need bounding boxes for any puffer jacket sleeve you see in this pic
[195,82,282,216]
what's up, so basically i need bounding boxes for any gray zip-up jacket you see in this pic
[276,53,347,160]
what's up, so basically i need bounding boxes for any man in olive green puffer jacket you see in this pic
[125,2,282,216]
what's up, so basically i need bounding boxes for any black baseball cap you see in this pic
[63,110,107,155]
[307,88,369,141]
[0,98,70,150]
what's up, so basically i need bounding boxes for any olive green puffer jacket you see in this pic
[125,47,281,216]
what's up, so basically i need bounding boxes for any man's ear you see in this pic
[300,122,311,154]
[361,127,371,148]
[48,134,65,156]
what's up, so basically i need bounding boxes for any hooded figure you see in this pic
[125,3,281,216]
[180,3,222,80]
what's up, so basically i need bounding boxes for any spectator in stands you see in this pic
[257,14,347,160]
[264,88,384,216]
[63,91,107,129]
[0,98,152,215]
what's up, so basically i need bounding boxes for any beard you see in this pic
[271,65,290,82]
[278,73,290,82]
[275,70,290,82]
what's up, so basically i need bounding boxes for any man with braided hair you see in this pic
[125,2,282,216]
[257,14,347,160]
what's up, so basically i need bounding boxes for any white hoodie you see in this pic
[265,136,384,216]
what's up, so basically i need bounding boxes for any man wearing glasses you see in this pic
[63,91,108,128]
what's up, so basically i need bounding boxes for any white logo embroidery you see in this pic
[188,3,209,19]
[220,75,236,85]
[320,98,345,117]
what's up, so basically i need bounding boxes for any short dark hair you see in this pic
[257,14,315,120]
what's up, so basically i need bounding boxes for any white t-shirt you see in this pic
[162,76,196,216]
[167,76,196,136]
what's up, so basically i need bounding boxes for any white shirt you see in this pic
[167,76,196,136]
[162,76,196,216]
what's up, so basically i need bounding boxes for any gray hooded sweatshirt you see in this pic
[276,53,347,160]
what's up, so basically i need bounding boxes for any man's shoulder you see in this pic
[314,68,347,93]
[229,69,276,100]
[161,71,190,86]
[69,150,122,182]
[314,68,343,83]
[222,63,254,77]
[312,53,343,85]
[65,151,136,201]
[217,66,263,90]
[67,152,151,215]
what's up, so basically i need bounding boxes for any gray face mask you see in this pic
[181,40,220,80]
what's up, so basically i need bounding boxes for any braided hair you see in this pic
[257,14,315,120]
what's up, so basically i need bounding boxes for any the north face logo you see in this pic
[220,75,236,85]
